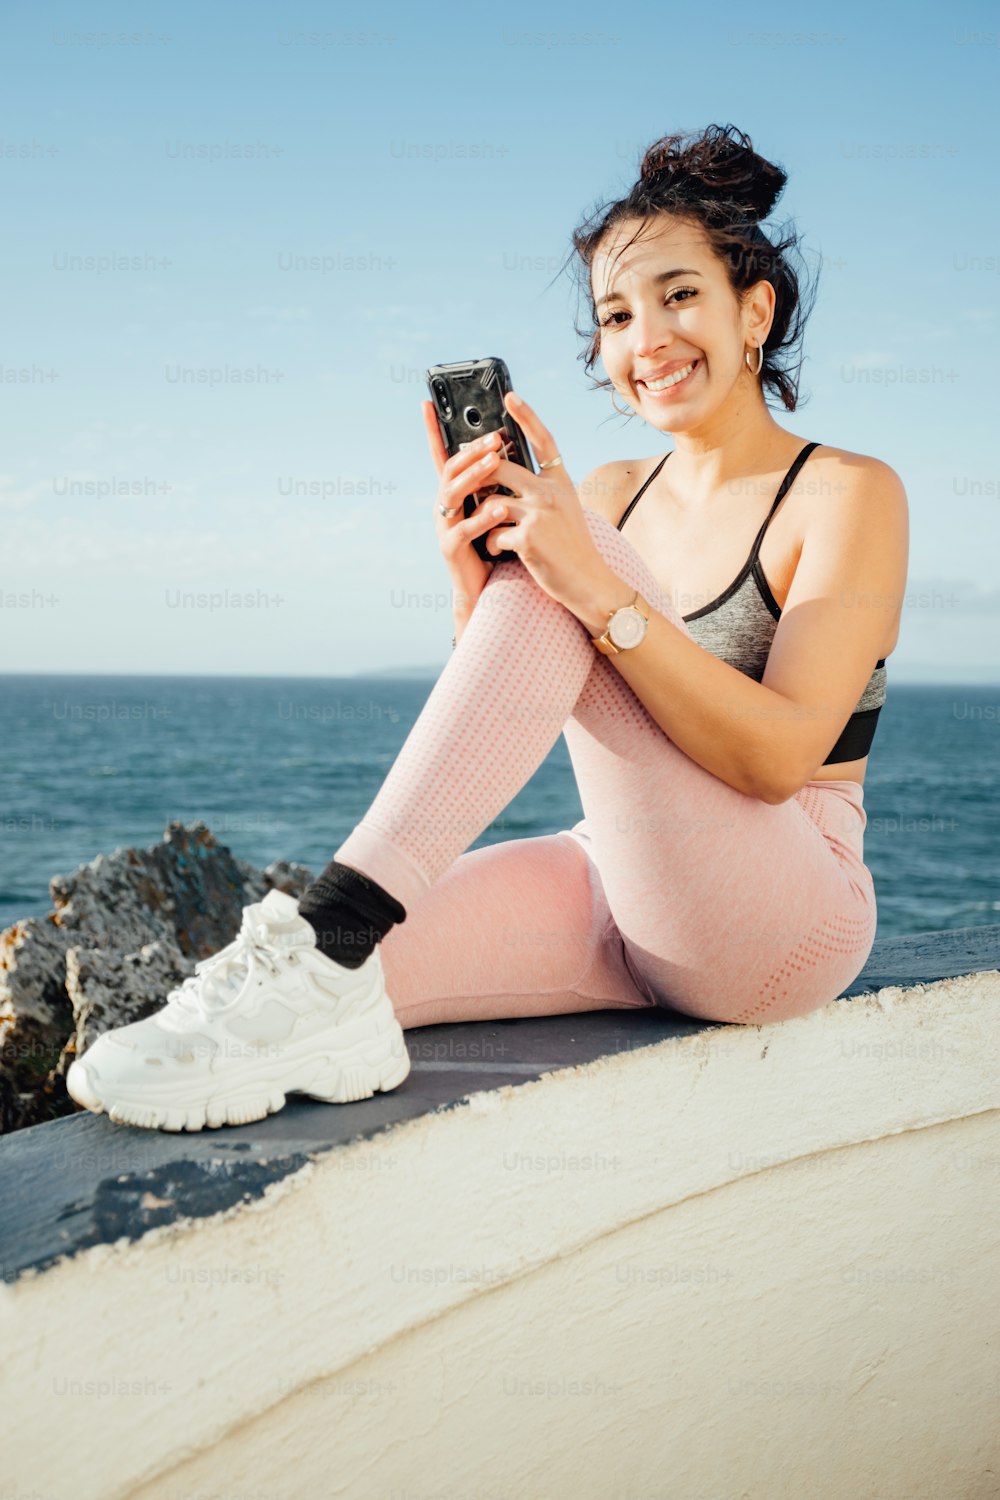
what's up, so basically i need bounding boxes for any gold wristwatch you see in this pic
[591,590,651,655]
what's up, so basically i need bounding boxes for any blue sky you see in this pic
[2,0,997,680]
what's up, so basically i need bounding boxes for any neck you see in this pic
[658,392,796,505]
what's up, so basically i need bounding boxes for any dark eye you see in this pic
[599,287,697,328]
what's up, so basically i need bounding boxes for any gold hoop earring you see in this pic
[609,388,633,416]
[745,341,764,376]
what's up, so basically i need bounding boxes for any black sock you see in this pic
[296,860,406,969]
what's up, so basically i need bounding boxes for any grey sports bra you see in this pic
[616,442,887,765]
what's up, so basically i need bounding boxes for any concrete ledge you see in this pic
[1,925,999,1500]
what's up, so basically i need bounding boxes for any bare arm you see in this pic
[565,457,909,803]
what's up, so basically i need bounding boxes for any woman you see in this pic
[67,124,909,1132]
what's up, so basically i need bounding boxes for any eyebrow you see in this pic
[595,268,703,314]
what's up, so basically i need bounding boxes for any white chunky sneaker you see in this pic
[65,889,410,1132]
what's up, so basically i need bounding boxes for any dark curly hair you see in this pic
[564,123,819,413]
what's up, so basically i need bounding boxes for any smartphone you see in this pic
[426,357,535,563]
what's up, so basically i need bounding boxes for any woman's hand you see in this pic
[422,399,512,625]
[479,391,609,616]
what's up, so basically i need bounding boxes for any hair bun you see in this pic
[639,123,787,222]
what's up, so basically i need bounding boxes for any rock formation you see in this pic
[0,821,313,1134]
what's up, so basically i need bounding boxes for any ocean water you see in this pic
[1,674,998,940]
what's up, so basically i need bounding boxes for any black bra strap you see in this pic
[617,442,822,557]
[615,452,671,531]
[746,441,823,565]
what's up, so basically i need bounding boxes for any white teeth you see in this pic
[642,362,696,391]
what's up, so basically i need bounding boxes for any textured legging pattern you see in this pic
[335,508,878,1029]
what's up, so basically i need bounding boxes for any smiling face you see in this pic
[591,214,775,438]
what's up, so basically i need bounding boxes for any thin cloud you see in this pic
[245,305,313,323]
[0,476,52,511]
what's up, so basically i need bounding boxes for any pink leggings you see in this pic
[335,509,878,1029]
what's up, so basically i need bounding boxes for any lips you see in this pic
[636,358,701,396]
[636,357,699,384]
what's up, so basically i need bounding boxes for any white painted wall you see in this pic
[3,971,999,1500]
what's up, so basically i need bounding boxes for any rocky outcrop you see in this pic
[0,822,313,1134]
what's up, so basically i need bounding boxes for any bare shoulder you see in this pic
[792,445,909,564]
[575,455,663,525]
[806,444,908,505]
[795,444,909,596]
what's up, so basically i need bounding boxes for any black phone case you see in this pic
[426,357,535,564]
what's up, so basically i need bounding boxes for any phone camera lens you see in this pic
[431,378,453,420]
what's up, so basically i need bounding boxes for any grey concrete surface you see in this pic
[2,923,997,1285]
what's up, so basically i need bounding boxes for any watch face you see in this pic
[609,605,647,649]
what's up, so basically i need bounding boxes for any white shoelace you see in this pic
[164,905,290,1023]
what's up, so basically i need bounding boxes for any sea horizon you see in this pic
[3,675,998,941]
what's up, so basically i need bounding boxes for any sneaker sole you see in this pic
[65,1003,411,1133]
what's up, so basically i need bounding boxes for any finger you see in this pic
[447,448,501,506]
[488,450,567,498]
[503,391,559,468]
[432,458,499,527]
[442,434,503,488]
[435,475,506,531]
[468,500,509,536]
[485,519,520,556]
[434,498,467,526]
[482,456,525,496]
[422,400,449,476]
[485,507,524,555]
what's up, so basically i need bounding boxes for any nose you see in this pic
[630,308,674,361]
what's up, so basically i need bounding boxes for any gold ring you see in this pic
[539,454,563,470]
